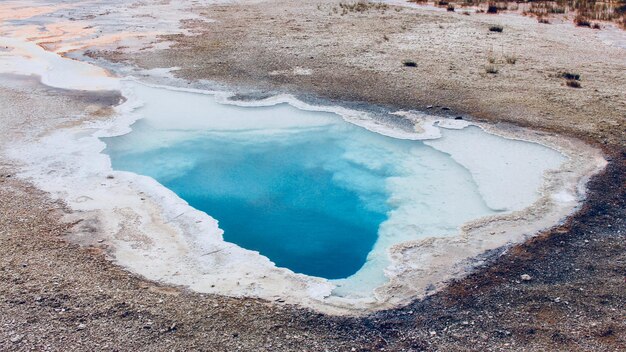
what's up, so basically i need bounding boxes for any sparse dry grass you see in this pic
[561,71,581,80]
[575,14,592,26]
[566,79,582,87]
[485,64,499,74]
[407,0,626,28]
[504,54,517,64]
[337,1,388,14]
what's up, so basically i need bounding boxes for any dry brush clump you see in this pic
[485,64,499,74]
[405,1,626,29]
[320,1,390,16]
[561,71,581,80]
[566,79,582,88]
[338,1,389,14]
[559,71,582,88]
[484,48,517,71]
[504,54,517,64]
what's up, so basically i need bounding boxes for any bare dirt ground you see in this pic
[1,0,626,351]
[101,0,626,146]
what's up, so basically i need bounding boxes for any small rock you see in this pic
[10,335,23,343]
[441,107,451,111]
[426,105,433,109]
[77,323,86,330]
[454,116,463,120]
[521,274,532,281]
[429,330,436,336]
[554,297,561,303]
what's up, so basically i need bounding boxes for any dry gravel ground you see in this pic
[1,0,626,351]
[102,0,626,146]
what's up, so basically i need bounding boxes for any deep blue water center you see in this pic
[145,132,386,279]
[103,99,395,279]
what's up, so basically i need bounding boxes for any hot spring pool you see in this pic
[102,82,565,294]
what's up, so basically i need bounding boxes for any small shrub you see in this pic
[447,4,455,12]
[489,25,503,32]
[566,80,581,88]
[561,72,580,80]
[338,1,388,14]
[402,59,417,67]
[548,6,566,14]
[592,23,601,29]
[505,54,517,64]
[538,18,550,24]
[487,4,498,14]
[575,15,591,27]
[485,64,499,74]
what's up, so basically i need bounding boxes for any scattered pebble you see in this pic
[521,274,532,281]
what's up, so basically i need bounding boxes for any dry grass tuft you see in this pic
[485,64,499,74]
[575,14,592,26]
[561,72,581,80]
[504,54,517,64]
[338,1,388,15]
[407,1,626,29]
[566,79,582,88]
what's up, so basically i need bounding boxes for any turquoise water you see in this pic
[102,83,498,283]
[106,122,389,278]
